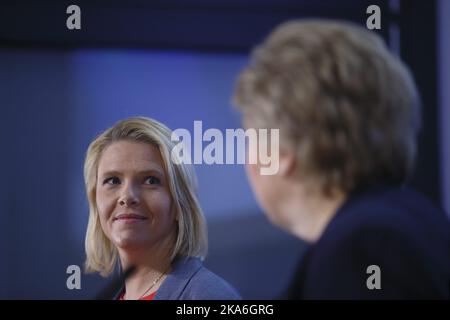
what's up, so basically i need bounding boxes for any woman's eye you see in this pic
[145,176,160,185]
[103,177,120,185]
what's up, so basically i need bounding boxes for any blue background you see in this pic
[0,0,448,299]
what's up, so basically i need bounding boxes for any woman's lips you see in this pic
[113,213,148,222]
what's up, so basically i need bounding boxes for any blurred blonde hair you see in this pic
[234,19,421,195]
[84,117,207,276]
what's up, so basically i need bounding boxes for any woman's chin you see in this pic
[112,234,147,250]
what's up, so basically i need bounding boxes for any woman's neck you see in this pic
[279,183,347,243]
[118,245,172,300]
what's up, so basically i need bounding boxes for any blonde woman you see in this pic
[84,117,240,300]
[233,20,449,299]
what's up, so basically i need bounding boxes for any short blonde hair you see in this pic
[234,19,421,195]
[84,117,207,276]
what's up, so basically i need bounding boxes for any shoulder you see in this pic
[182,264,241,300]
[300,187,450,299]
[323,186,449,246]
[156,257,241,300]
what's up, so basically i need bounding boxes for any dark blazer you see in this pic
[113,257,241,300]
[286,185,450,299]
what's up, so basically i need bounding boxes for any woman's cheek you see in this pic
[96,190,113,231]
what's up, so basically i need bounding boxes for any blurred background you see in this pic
[0,0,448,299]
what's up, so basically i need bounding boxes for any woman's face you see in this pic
[95,140,176,251]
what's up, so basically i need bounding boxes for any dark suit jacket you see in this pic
[286,185,450,299]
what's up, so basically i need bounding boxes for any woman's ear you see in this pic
[278,148,296,177]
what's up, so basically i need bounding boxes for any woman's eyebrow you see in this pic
[99,170,122,178]
[99,168,165,178]
[139,168,164,177]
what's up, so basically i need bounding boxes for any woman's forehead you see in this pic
[98,140,165,173]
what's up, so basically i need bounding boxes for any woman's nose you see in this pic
[118,184,140,207]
